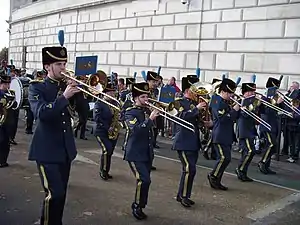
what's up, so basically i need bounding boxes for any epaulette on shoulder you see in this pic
[29,79,45,84]
[125,106,135,111]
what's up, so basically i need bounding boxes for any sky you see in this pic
[0,0,10,49]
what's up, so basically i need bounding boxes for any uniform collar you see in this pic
[46,76,60,86]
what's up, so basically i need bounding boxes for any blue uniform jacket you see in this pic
[172,97,201,151]
[237,100,263,139]
[93,100,118,149]
[259,97,279,134]
[123,106,154,162]
[212,98,239,145]
[28,77,77,163]
[119,89,130,102]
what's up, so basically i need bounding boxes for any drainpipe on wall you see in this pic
[74,8,79,66]
[196,0,204,81]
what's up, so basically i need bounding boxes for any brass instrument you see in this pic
[0,91,16,125]
[61,69,121,111]
[276,91,300,115]
[254,92,293,118]
[146,98,195,133]
[108,104,122,140]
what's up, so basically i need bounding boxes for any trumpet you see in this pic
[254,92,293,118]
[276,91,300,116]
[61,69,121,111]
[146,99,195,133]
[230,94,271,131]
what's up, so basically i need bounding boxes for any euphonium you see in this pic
[0,91,16,125]
[108,103,122,140]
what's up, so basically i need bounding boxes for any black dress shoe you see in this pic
[151,166,157,171]
[258,162,268,174]
[267,168,277,175]
[10,140,17,145]
[235,168,243,180]
[108,174,113,179]
[131,203,147,220]
[242,175,253,182]
[218,183,228,191]
[99,171,109,181]
[176,196,195,206]
[207,174,219,189]
[80,137,88,140]
[153,144,160,149]
[25,130,33,134]
[0,163,9,168]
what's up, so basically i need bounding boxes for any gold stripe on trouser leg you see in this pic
[240,138,253,171]
[97,136,107,170]
[182,152,189,197]
[40,165,52,225]
[262,133,274,163]
[204,138,212,152]
[123,122,130,148]
[213,144,225,177]
[129,162,142,205]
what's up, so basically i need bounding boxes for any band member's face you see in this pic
[148,80,157,89]
[106,90,116,98]
[244,91,255,97]
[0,83,10,90]
[135,94,148,106]
[45,62,66,80]
[221,91,233,100]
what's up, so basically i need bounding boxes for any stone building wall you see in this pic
[9,0,300,89]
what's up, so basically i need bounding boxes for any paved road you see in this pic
[1,121,300,225]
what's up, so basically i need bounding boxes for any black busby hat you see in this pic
[219,78,237,94]
[126,78,135,86]
[146,71,159,81]
[42,46,68,65]
[0,72,12,84]
[241,83,256,94]
[212,78,222,84]
[132,82,150,98]
[182,76,199,92]
[266,77,280,88]
[103,78,116,93]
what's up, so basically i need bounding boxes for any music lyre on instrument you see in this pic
[61,69,121,111]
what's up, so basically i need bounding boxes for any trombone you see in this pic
[276,91,300,115]
[146,98,196,133]
[254,92,293,118]
[230,94,272,131]
[61,69,121,111]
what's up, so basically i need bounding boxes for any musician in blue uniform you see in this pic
[258,77,281,175]
[236,82,262,182]
[28,46,80,225]
[172,76,207,207]
[124,82,159,220]
[120,77,135,104]
[94,79,120,180]
[0,72,13,168]
[208,78,240,190]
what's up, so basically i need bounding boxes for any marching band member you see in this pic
[235,82,261,182]
[257,77,281,175]
[94,79,121,180]
[74,91,89,140]
[0,71,12,168]
[28,45,80,225]
[208,78,240,190]
[120,77,135,103]
[123,82,159,220]
[172,76,207,207]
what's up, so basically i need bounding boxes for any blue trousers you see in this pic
[96,136,118,173]
[177,150,198,198]
[238,138,256,173]
[260,132,277,168]
[0,127,10,164]
[211,144,231,179]
[128,161,152,208]
[37,162,71,225]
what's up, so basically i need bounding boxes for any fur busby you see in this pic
[182,76,199,92]
[219,78,237,94]
[103,78,116,93]
[42,46,68,65]
[126,78,135,86]
[132,82,150,98]
[212,78,222,85]
[266,77,280,88]
[241,83,256,94]
[146,71,159,81]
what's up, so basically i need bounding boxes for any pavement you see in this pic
[1,118,300,225]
